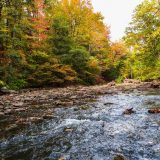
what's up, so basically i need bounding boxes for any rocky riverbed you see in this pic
[0,81,159,139]
[0,81,160,159]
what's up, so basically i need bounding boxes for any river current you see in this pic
[0,89,160,160]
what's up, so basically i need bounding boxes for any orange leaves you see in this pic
[31,0,49,48]
[110,41,127,62]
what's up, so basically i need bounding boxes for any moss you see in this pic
[80,105,90,110]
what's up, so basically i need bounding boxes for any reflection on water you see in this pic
[0,89,160,160]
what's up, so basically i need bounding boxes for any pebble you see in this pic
[13,102,24,107]
[0,112,5,116]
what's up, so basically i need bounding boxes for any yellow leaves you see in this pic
[110,41,127,63]
[88,57,99,69]
[87,57,100,74]
[151,26,160,38]
[17,50,27,64]
[52,64,77,82]
[65,75,75,81]
[0,28,9,32]
[52,0,110,51]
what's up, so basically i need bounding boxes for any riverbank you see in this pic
[0,80,159,139]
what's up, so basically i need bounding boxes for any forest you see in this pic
[0,1,160,160]
[0,0,159,90]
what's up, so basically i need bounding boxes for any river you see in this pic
[0,89,160,160]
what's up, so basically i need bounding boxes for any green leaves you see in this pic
[123,0,160,81]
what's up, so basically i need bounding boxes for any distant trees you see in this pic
[123,0,160,81]
[102,41,127,82]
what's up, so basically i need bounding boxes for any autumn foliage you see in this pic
[0,0,159,89]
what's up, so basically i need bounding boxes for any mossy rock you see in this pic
[80,105,90,110]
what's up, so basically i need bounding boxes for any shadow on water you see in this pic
[0,89,160,160]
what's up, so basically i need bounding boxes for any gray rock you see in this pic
[5,109,13,115]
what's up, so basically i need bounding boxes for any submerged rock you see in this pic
[123,108,135,115]
[113,154,127,160]
[104,102,114,105]
[43,115,54,119]
[148,108,160,114]
[63,128,74,132]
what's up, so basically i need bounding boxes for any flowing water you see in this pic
[0,89,160,160]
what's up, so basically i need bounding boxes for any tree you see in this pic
[0,0,112,88]
[123,0,160,80]
[102,41,127,81]
[0,0,35,89]
[48,0,110,84]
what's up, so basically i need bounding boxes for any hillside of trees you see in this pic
[0,0,159,90]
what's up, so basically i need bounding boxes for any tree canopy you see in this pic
[0,0,159,89]
[123,0,160,81]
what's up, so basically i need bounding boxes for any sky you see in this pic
[92,0,144,41]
